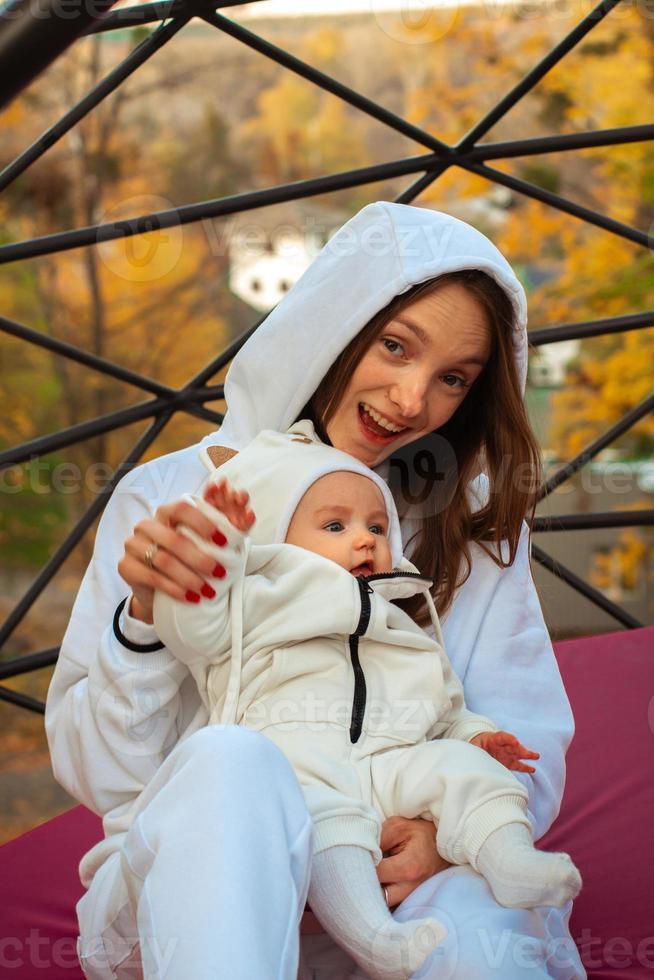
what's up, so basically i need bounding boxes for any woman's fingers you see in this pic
[377,849,452,909]
[376,850,413,885]
[378,815,410,854]
[127,532,215,591]
[383,878,425,911]
[118,552,196,605]
[154,499,224,541]
[141,513,218,566]
[119,509,228,611]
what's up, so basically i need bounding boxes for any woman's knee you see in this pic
[175,724,299,785]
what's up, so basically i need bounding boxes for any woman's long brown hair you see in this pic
[294,270,542,627]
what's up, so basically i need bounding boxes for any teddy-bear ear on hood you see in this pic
[202,445,239,470]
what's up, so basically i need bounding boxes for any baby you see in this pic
[153,419,582,980]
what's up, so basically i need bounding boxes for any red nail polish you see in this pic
[200,583,216,599]
[185,590,201,603]
[212,563,226,579]
[212,530,227,546]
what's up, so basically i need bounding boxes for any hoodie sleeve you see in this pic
[44,470,193,818]
[152,499,247,668]
[440,520,575,842]
[427,646,499,743]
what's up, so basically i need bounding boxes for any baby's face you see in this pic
[285,472,393,576]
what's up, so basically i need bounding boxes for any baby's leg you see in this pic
[371,740,581,911]
[308,843,446,980]
[475,822,582,909]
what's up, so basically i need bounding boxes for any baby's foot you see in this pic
[477,823,582,909]
[362,916,447,980]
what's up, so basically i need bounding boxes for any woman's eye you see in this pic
[442,374,469,389]
[382,337,405,356]
[324,521,343,532]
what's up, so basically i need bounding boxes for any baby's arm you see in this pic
[152,478,254,668]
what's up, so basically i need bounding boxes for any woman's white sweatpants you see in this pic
[76,725,314,980]
[76,725,586,980]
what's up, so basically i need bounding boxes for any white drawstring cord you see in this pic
[422,586,445,651]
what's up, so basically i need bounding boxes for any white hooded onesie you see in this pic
[152,418,532,871]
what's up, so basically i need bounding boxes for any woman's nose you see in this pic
[389,375,428,419]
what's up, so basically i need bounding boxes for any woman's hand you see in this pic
[470,731,540,773]
[376,816,452,909]
[117,479,255,625]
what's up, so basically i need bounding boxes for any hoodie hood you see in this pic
[199,418,406,568]
[203,201,528,458]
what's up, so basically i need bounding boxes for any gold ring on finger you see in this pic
[144,542,159,570]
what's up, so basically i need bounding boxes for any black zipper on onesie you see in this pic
[348,576,373,743]
[348,570,432,744]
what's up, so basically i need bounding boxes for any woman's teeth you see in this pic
[359,402,406,435]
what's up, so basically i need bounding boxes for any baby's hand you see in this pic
[203,476,256,532]
[470,731,540,773]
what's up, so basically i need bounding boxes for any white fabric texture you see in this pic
[44,201,582,978]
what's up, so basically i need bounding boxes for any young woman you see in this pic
[46,201,585,979]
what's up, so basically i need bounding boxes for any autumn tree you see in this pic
[1,33,243,566]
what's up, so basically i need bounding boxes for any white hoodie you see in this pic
[44,201,573,890]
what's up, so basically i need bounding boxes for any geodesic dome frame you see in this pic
[0,0,653,715]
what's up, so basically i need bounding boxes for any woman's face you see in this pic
[325,281,492,467]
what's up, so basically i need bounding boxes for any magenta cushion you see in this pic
[0,805,100,978]
[540,625,654,979]
[1,626,653,978]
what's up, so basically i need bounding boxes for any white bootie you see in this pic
[476,822,582,909]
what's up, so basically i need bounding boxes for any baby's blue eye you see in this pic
[370,525,384,535]
[325,521,344,532]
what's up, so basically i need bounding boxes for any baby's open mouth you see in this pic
[351,560,373,576]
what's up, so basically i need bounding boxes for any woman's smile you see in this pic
[357,402,411,442]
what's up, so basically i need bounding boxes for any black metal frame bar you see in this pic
[1,0,652,713]
[0,0,121,110]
